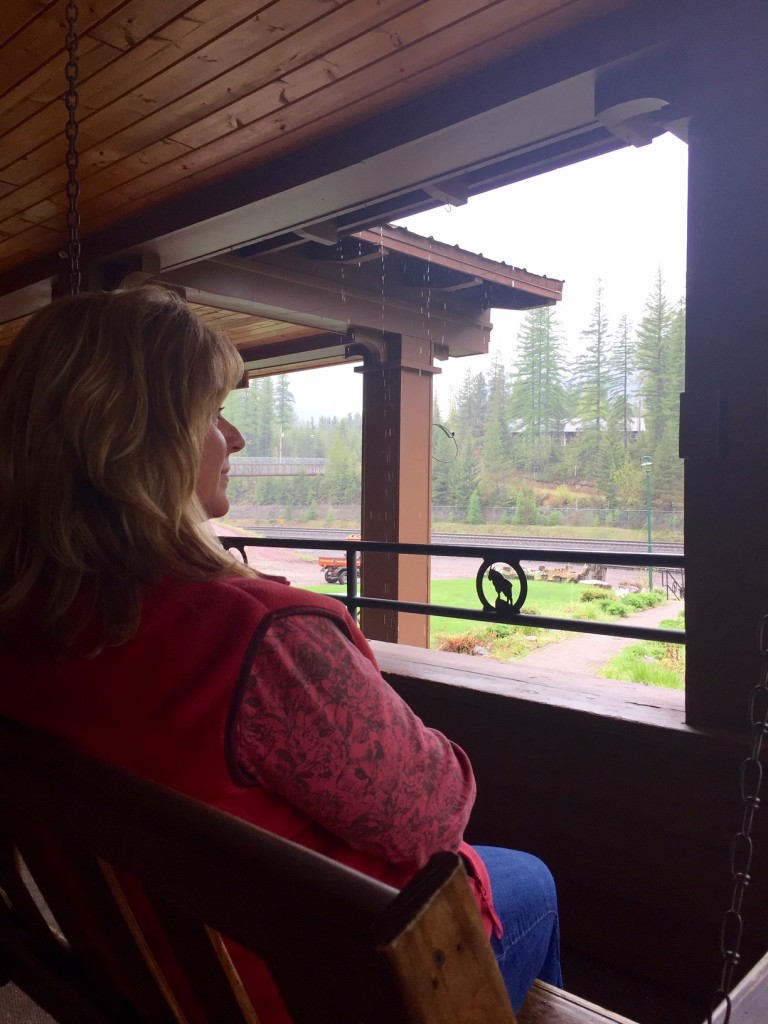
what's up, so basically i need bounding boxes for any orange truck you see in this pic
[318,556,361,585]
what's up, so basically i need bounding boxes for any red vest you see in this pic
[2,575,497,1021]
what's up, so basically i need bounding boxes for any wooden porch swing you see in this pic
[1,5,768,1024]
[1,707,767,1024]
[0,715,618,1024]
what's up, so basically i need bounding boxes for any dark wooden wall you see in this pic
[376,646,768,1017]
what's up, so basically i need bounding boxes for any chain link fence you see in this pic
[229,500,683,534]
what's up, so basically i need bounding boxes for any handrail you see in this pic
[220,535,685,645]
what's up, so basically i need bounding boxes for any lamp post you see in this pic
[641,456,653,590]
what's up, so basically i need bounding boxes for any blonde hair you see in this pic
[0,286,249,655]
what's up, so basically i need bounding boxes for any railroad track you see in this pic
[242,525,683,557]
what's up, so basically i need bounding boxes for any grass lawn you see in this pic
[305,577,594,644]
[427,578,593,636]
[429,578,607,656]
[600,611,685,688]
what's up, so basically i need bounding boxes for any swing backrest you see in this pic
[0,716,516,1024]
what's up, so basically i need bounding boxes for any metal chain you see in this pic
[63,2,81,295]
[708,614,768,1024]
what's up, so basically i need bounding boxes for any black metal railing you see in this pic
[220,535,686,645]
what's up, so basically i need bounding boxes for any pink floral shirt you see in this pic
[230,607,476,866]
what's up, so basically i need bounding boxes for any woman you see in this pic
[0,286,561,1019]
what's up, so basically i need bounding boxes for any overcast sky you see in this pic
[286,131,688,420]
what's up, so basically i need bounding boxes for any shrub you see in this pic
[483,624,514,638]
[598,599,629,617]
[438,632,484,655]
[580,588,614,603]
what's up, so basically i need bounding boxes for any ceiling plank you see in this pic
[0,36,119,133]
[0,0,275,183]
[0,0,676,297]
[0,0,618,250]
[0,0,129,96]
[0,0,413,179]
[0,0,58,48]
[0,0,428,237]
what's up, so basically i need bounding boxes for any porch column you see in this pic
[682,2,768,730]
[358,333,437,647]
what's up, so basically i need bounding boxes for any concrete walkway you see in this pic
[514,598,683,676]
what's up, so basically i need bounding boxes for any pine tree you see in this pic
[481,415,508,479]
[485,349,508,414]
[571,280,611,477]
[635,268,676,448]
[274,375,295,459]
[651,423,683,508]
[665,301,686,428]
[443,371,485,511]
[608,313,636,447]
[452,369,488,445]
[512,488,540,525]
[222,385,256,451]
[656,300,685,506]
[252,377,276,457]
[479,351,509,497]
[611,455,645,509]
[573,280,612,430]
[447,436,478,513]
[431,395,454,506]
[467,488,483,524]
[322,423,360,503]
[596,418,626,508]
[509,307,568,472]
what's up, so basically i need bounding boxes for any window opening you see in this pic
[222,136,687,690]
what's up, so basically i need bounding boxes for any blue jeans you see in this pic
[474,845,563,1011]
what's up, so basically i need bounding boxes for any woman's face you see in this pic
[195,411,245,519]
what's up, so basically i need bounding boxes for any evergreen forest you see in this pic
[224,270,684,531]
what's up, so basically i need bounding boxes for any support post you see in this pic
[357,333,438,647]
[682,2,768,731]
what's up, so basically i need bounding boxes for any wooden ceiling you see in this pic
[0,0,645,286]
[0,0,692,370]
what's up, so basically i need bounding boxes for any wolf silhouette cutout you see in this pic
[488,567,514,604]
